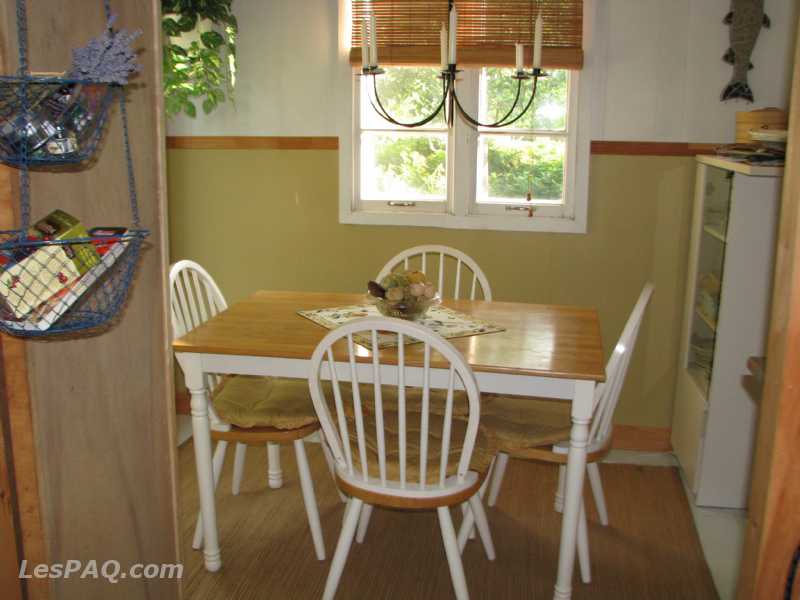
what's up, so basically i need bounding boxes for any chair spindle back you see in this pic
[308,317,482,495]
[377,245,493,301]
[169,260,228,392]
[588,284,654,446]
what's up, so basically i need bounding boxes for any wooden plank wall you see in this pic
[0,2,178,599]
[0,358,23,600]
[737,14,800,600]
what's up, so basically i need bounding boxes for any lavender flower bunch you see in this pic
[68,16,142,85]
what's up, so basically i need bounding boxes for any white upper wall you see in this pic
[597,0,797,142]
[167,0,797,143]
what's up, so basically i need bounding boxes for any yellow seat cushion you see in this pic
[212,376,318,430]
[480,395,572,453]
[341,412,495,483]
[327,383,478,419]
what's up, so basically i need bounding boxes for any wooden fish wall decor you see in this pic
[722,0,771,102]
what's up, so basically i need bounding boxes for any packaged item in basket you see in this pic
[22,209,100,267]
[0,210,100,319]
[24,237,127,331]
[88,226,128,255]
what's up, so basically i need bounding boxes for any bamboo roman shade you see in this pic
[350,0,583,69]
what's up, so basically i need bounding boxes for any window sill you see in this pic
[339,209,587,233]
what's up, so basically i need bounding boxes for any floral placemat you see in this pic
[297,304,505,350]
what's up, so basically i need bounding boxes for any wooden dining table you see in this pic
[173,290,605,600]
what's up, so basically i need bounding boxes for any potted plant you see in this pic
[161,0,238,118]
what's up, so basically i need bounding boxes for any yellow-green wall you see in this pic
[167,149,694,428]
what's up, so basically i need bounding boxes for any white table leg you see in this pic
[178,354,222,572]
[553,380,594,600]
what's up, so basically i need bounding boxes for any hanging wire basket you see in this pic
[0,75,117,167]
[0,228,148,336]
[0,0,151,338]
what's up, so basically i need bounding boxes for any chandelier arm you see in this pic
[492,75,539,128]
[452,76,523,129]
[369,75,449,128]
[453,75,539,129]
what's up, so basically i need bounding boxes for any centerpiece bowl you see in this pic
[367,270,439,321]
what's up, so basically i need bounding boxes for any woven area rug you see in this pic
[179,443,719,600]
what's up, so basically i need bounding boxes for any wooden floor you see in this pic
[179,440,718,600]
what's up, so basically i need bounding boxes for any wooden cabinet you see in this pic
[672,155,782,509]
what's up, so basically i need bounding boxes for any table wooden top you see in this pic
[172,291,606,382]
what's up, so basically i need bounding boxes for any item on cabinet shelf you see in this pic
[697,272,721,322]
[714,143,784,165]
[697,292,719,326]
[367,269,439,320]
[735,107,787,142]
[698,273,722,298]
[689,334,715,380]
[721,0,771,102]
[749,128,788,153]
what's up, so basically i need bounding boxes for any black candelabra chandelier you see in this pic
[359,0,547,128]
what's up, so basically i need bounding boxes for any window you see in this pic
[357,67,448,213]
[346,65,585,232]
[473,68,571,218]
[341,0,589,233]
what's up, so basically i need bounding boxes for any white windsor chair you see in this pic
[308,317,496,600]
[484,283,654,582]
[377,245,493,301]
[170,259,329,560]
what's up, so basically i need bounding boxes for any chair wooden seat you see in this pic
[481,395,572,453]
[212,375,319,430]
[211,420,321,444]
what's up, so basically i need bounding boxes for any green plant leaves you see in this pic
[161,0,237,118]
[201,30,225,49]
[176,13,198,32]
[183,100,197,118]
[162,17,182,37]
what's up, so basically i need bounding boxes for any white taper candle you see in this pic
[533,14,543,68]
[448,5,457,65]
[369,13,378,67]
[440,24,448,71]
[515,43,523,73]
[361,19,369,69]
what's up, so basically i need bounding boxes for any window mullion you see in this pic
[452,69,480,217]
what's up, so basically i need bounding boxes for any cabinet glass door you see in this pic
[688,165,732,396]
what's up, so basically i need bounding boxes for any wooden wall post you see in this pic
[0,2,178,599]
[737,14,800,600]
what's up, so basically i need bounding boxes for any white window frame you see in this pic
[469,68,577,221]
[354,72,450,215]
[339,64,591,233]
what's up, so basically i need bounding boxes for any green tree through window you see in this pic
[362,67,569,202]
